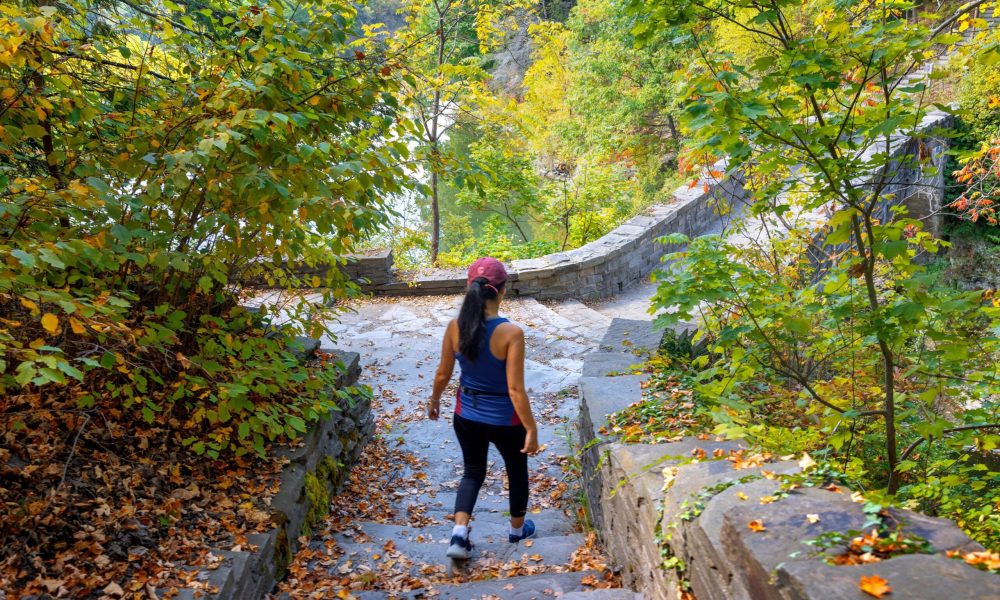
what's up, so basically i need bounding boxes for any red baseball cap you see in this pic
[467,257,508,287]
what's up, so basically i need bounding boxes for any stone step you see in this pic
[394,570,615,600]
[318,527,587,579]
[550,299,613,329]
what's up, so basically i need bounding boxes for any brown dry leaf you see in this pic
[859,574,892,598]
[103,582,125,597]
[529,553,543,562]
[747,520,766,532]
[503,584,515,590]
[523,540,534,547]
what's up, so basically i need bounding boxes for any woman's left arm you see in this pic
[429,320,458,420]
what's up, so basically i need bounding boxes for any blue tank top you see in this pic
[455,317,520,426]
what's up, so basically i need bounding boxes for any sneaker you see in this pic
[446,534,473,560]
[508,519,536,543]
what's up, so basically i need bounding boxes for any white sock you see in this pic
[510,524,523,536]
[452,524,469,539]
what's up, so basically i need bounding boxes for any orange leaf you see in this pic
[747,520,766,532]
[859,575,892,598]
[69,317,86,335]
[688,178,699,189]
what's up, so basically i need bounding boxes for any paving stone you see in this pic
[558,590,644,600]
[426,571,608,599]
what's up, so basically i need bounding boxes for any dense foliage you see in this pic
[639,0,1000,548]
[1,0,410,454]
[361,0,688,268]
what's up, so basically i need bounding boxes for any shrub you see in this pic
[1,1,411,455]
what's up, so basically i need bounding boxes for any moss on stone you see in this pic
[317,455,344,490]
[301,470,330,536]
[274,526,293,579]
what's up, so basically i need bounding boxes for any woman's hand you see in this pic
[521,427,539,455]
[427,397,440,420]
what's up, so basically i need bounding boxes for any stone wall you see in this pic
[578,318,1000,600]
[169,349,374,600]
[808,110,954,272]
[350,159,744,300]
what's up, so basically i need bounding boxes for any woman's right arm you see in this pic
[504,326,539,455]
[429,320,457,420]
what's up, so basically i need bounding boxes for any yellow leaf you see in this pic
[806,514,820,524]
[747,519,766,532]
[41,312,59,334]
[69,317,86,335]
[19,297,39,314]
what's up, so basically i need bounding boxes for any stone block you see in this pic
[581,352,645,377]
[600,318,664,354]
[779,553,1000,600]
[579,375,647,435]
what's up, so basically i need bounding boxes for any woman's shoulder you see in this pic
[495,319,524,338]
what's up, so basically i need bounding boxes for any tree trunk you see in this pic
[428,3,446,266]
[430,167,440,264]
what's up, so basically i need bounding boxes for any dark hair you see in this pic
[458,276,503,360]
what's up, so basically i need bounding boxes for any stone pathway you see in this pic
[268,294,643,599]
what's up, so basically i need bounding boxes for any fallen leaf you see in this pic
[41,312,59,334]
[523,540,534,547]
[960,550,1000,570]
[748,520,766,532]
[806,514,820,524]
[859,574,891,598]
[798,452,816,470]
[736,491,748,500]
[103,582,125,597]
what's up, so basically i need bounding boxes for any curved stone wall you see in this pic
[344,110,952,300]
[349,159,745,300]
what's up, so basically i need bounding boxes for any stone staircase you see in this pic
[273,294,638,599]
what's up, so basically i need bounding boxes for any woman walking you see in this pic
[427,257,540,560]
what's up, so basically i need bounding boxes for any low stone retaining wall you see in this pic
[348,160,743,300]
[578,319,1000,599]
[169,348,373,600]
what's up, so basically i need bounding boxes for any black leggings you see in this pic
[453,414,529,519]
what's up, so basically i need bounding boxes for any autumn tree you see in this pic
[643,0,1000,504]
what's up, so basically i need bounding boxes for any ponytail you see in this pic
[458,276,502,360]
